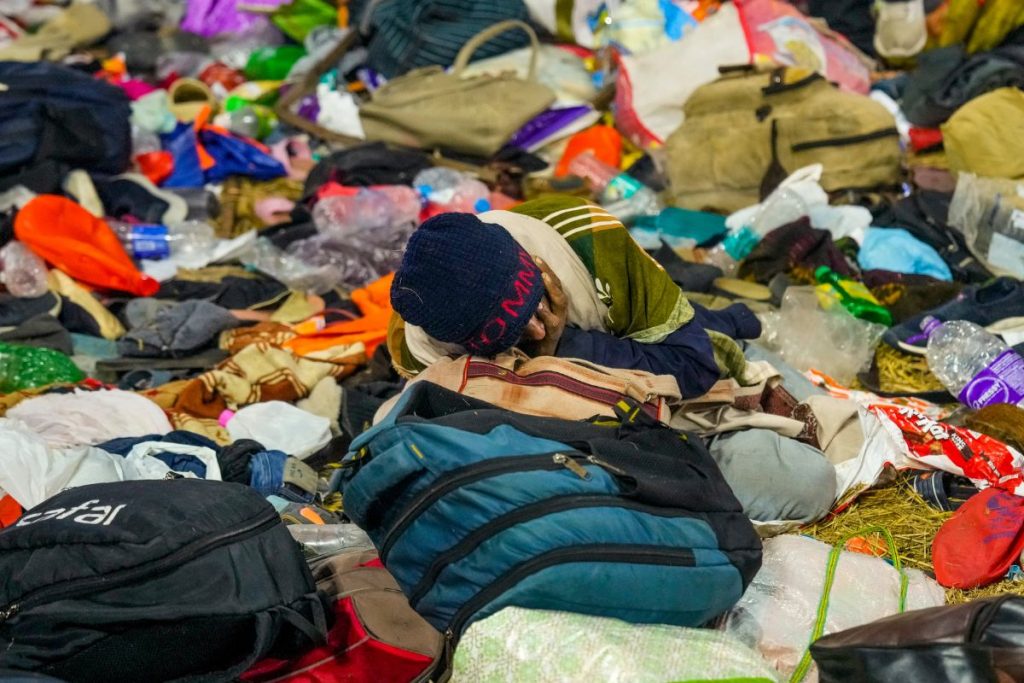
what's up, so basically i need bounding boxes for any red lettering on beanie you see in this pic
[462,248,540,354]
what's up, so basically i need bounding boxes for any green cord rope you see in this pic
[788,526,909,683]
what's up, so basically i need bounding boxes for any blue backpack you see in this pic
[340,382,762,638]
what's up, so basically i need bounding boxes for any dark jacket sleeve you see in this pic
[554,324,723,399]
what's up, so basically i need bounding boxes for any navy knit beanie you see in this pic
[391,213,546,356]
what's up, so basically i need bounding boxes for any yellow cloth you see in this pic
[942,88,1024,179]
[47,270,126,340]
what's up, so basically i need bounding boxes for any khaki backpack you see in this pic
[665,67,903,214]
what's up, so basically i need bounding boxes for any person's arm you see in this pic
[554,325,722,399]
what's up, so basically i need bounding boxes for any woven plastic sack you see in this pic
[720,535,946,682]
[452,607,779,683]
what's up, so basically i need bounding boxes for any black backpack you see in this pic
[0,480,330,683]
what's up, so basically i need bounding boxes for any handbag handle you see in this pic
[452,19,542,81]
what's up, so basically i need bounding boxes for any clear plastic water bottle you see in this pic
[112,220,216,264]
[0,240,48,298]
[926,319,1024,408]
[414,167,492,214]
[702,165,829,274]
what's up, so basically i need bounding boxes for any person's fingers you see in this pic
[537,305,559,330]
[541,270,568,307]
[534,257,569,316]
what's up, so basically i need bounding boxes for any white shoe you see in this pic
[874,0,927,59]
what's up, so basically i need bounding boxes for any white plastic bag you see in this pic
[6,389,173,449]
[720,535,946,682]
[225,400,332,460]
[615,2,748,146]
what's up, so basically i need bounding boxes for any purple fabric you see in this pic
[180,0,287,38]
[506,106,593,150]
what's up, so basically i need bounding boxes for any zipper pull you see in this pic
[553,454,590,480]
[587,455,626,475]
[0,603,19,623]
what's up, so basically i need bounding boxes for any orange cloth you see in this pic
[284,273,394,358]
[556,125,623,177]
[14,195,159,296]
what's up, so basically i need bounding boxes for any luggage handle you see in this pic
[451,19,542,81]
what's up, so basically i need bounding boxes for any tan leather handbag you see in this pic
[359,19,556,157]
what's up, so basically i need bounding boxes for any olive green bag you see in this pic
[359,19,556,158]
[665,67,903,214]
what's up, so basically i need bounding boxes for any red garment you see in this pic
[0,495,22,528]
[909,127,943,152]
[933,487,1024,589]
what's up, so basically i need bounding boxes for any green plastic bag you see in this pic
[271,0,337,42]
[0,342,85,393]
[244,45,307,81]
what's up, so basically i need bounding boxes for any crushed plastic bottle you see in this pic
[757,286,885,385]
[566,151,659,223]
[241,237,341,294]
[814,266,893,327]
[413,167,492,214]
[704,165,829,274]
[0,240,48,298]
[926,320,1024,408]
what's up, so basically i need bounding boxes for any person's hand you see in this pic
[521,257,569,357]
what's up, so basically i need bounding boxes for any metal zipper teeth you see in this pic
[0,510,280,624]
[378,452,588,563]
[408,493,693,609]
[445,545,697,639]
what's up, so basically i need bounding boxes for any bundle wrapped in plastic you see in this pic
[453,607,779,683]
[720,535,946,682]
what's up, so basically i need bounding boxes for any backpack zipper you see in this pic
[0,509,280,624]
[444,544,697,639]
[408,494,692,609]
[790,128,899,152]
[378,451,595,563]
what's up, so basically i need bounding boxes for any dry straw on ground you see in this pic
[804,477,1024,603]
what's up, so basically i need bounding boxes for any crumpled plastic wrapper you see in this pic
[758,287,885,385]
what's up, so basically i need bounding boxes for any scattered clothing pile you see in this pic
[3,0,1024,681]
